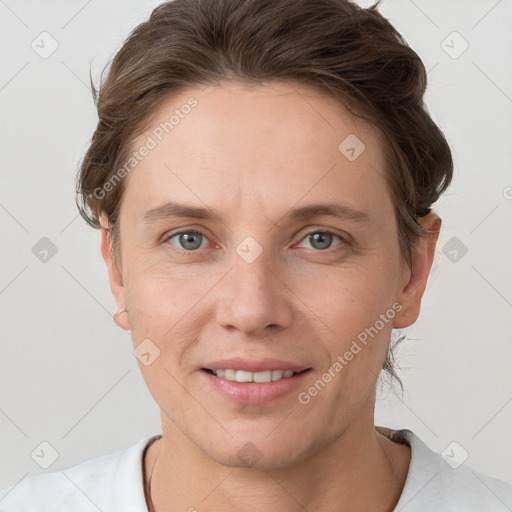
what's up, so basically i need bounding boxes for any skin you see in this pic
[99,80,441,511]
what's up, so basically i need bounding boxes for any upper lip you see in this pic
[203,358,312,373]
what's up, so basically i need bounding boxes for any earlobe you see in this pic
[113,306,129,329]
[392,213,441,329]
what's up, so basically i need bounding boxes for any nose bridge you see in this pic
[215,234,292,336]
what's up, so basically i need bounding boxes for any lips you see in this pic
[201,366,312,405]
[200,357,313,405]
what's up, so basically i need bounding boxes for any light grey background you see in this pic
[1,0,511,492]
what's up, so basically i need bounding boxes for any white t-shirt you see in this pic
[1,428,511,511]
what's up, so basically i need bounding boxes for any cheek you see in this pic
[304,255,400,362]
[124,234,401,354]
[299,264,399,417]
[124,270,205,406]
[123,257,222,375]
[125,254,213,325]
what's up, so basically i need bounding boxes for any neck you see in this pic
[144,416,410,512]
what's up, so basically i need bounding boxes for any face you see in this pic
[101,80,438,469]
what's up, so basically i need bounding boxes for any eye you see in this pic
[166,230,210,251]
[296,230,345,251]
[164,229,347,254]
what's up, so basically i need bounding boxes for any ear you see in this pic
[99,212,130,331]
[392,212,441,329]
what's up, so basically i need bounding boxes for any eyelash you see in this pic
[163,229,348,256]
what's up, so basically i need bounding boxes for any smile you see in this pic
[205,368,306,383]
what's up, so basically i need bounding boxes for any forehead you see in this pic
[122,80,392,227]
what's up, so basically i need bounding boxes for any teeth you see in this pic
[236,370,254,383]
[211,369,297,382]
[224,369,235,380]
[271,370,284,381]
[253,370,272,383]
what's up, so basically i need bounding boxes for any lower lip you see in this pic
[200,369,312,406]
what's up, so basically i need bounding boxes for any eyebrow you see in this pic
[142,201,370,224]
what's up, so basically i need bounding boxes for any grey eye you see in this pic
[298,231,343,251]
[308,232,333,250]
[168,231,206,251]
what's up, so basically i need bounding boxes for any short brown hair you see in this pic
[76,0,453,389]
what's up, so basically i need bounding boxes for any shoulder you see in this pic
[0,434,159,512]
[383,428,512,511]
[0,451,121,512]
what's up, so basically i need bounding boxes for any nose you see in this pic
[215,246,293,338]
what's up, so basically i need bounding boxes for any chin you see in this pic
[200,434,308,470]
[209,449,300,470]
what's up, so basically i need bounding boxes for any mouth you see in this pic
[200,367,313,405]
[202,368,311,383]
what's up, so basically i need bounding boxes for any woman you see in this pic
[1,0,511,510]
